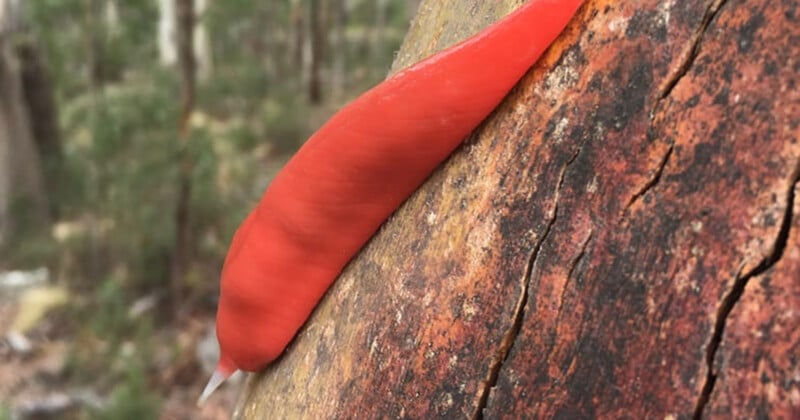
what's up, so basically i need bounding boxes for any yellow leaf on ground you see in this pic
[11,286,69,333]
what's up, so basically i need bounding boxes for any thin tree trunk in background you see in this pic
[158,0,210,82]
[104,0,119,34]
[289,0,304,83]
[256,2,277,80]
[158,0,177,65]
[0,88,8,246]
[331,0,349,101]
[371,0,389,76]
[0,41,9,247]
[84,0,105,88]
[172,0,195,317]
[308,0,323,104]
[194,0,212,82]
[81,0,105,281]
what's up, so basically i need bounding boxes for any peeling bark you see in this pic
[234,0,799,418]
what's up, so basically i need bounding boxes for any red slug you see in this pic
[200,0,583,403]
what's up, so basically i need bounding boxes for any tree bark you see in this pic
[307,0,324,104]
[370,0,389,76]
[193,0,212,82]
[0,36,49,249]
[330,0,349,101]
[158,0,177,66]
[159,0,211,82]
[235,0,800,418]
[16,40,63,219]
[0,0,24,34]
[84,0,105,88]
[289,0,305,89]
[171,0,195,316]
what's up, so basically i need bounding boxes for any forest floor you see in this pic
[0,275,243,419]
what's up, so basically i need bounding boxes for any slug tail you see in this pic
[197,359,237,406]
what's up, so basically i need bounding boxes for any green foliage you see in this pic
[88,317,162,419]
[63,276,161,410]
[90,360,161,420]
[2,231,57,269]
[260,91,316,153]
[89,278,130,341]
[199,60,271,115]
[55,74,182,288]
[4,197,58,267]
[26,0,158,98]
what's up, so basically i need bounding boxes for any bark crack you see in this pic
[657,0,728,101]
[692,165,800,419]
[472,146,582,419]
[624,142,674,214]
[626,0,729,220]
[557,230,593,322]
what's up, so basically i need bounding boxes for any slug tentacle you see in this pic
[197,368,232,406]
[200,0,583,403]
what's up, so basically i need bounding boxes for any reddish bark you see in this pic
[235,0,799,418]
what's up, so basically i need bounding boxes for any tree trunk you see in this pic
[158,0,177,66]
[16,40,63,219]
[193,0,212,82]
[171,0,195,316]
[0,0,24,34]
[235,0,800,418]
[307,0,324,104]
[159,0,211,82]
[104,0,119,31]
[370,0,389,76]
[0,0,50,249]
[84,0,105,88]
[289,0,305,87]
[330,0,349,101]
[0,35,49,249]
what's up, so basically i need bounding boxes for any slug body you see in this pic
[201,0,583,402]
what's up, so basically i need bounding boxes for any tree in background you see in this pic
[171,0,195,316]
[0,0,55,252]
[0,39,50,248]
[158,0,211,81]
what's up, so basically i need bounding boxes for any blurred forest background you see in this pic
[0,0,418,418]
